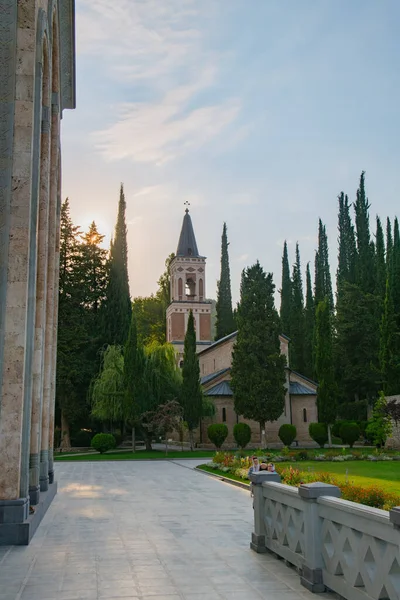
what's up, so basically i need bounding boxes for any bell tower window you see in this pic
[178,278,183,301]
[199,278,204,301]
[186,277,195,298]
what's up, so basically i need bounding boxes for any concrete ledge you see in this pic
[195,466,250,490]
[0,481,57,546]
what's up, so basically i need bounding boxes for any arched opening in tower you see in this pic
[185,277,195,298]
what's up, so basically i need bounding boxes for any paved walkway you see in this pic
[0,460,331,600]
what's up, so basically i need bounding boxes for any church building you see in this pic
[168,209,319,446]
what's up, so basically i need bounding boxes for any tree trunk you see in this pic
[259,422,266,449]
[189,429,194,451]
[327,424,332,447]
[165,438,168,456]
[145,432,152,451]
[131,427,136,453]
[60,410,71,450]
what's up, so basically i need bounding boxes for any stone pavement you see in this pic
[0,460,334,600]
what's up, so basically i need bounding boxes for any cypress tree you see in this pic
[386,217,393,272]
[315,298,337,443]
[215,223,235,340]
[379,278,399,395]
[231,263,286,443]
[280,241,292,337]
[124,314,146,450]
[314,219,333,310]
[181,311,203,450]
[354,172,375,294]
[290,243,306,373]
[336,192,356,293]
[304,262,314,378]
[103,184,131,346]
[375,216,386,301]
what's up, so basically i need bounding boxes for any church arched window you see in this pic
[222,408,226,422]
[178,278,183,300]
[303,408,307,423]
[199,278,204,301]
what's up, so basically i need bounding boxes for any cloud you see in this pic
[232,193,258,206]
[237,253,249,263]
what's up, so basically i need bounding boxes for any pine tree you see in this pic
[280,241,292,337]
[231,263,286,442]
[314,219,333,310]
[215,223,235,340]
[374,216,386,306]
[103,184,131,345]
[304,262,314,378]
[181,311,203,450]
[354,172,375,294]
[315,299,337,442]
[290,243,305,373]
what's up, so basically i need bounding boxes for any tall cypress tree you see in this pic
[375,216,386,301]
[181,311,203,450]
[386,217,393,272]
[379,278,399,395]
[103,184,131,346]
[231,263,286,442]
[314,219,333,312]
[354,172,375,294]
[336,192,357,293]
[215,223,235,340]
[280,241,292,337]
[304,262,314,378]
[290,243,305,373]
[315,299,337,443]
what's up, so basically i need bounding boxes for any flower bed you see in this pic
[206,452,400,510]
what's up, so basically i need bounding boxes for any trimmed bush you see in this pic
[91,433,116,454]
[207,424,228,449]
[233,423,251,448]
[279,424,297,447]
[332,420,346,439]
[309,423,328,448]
[71,429,93,447]
[339,422,361,448]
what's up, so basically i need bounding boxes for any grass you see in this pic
[54,449,218,461]
[198,460,400,493]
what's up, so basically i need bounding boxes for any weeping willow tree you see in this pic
[91,345,125,428]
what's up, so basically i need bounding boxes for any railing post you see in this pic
[299,482,341,593]
[389,506,400,530]
[249,471,281,553]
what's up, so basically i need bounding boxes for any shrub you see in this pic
[233,423,252,448]
[113,432,123,447]
[309,423,328,447]
[296,449,309,460]
[91,433,116,454]
[339,422,361,448]
[71,429,93,447]
[207,424,228,449]
[332,421,346,439]
[278,424,297,447]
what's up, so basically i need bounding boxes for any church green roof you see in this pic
[204,381,233,396]
[176,209,200,257]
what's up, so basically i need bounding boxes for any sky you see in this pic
[62,0,400,306]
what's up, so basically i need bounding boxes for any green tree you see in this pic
[103,184,131,346]
[123,313,146,450]
[215,222,235,340]
[354,172,375,294]
[231,263,286,445]
[181,311,203,450]
[91,345,125,424]
[375,216,386,301]
[132,296,165,344]
[280,241,292,337]
[336,192,356,293]
[386,217,393,272]
[304,262,314,378]
[290,243,305,373]
[314,299,337,445]
[155,252,175,338]
[314,219,333,310]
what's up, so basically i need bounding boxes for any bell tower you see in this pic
[167,206,212,356]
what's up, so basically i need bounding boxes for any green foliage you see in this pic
[314,219,333,310]
[290,243,306,373]
[336,192,357,291]
[280,241,291,338]
[207,424,228,449]
[309,422,328,447]
[181,311,203,448]
[354,172,375,294]
[366,392,393,447]
[215,223,235,340]
[91,433,116,454]
[304,262,314,378]
[70,430,93,447]
[315,299,337,424]
[233,423,252,448]
[132,296,166,344]
[339,422,361,447]
[103,184,131,346]
[231,262,286,430]
[278,424,297,447]
[91,345,125,422]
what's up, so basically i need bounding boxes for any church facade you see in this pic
[0,1,75,544]
[168,209,318,446]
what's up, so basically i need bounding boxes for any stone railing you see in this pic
[250,472,400,600]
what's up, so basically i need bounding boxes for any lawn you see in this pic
[54,449,217,461]
[198,461,400,493]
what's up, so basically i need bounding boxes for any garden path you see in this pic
[0,460,335,600]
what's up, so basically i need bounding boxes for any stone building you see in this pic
[167,209,318,446]
[0,0,75,544]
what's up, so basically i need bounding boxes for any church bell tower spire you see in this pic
[167,205,212,355]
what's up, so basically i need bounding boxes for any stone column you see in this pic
[299,482,341,593]
[0,0,36,519]
[249,471,281,553]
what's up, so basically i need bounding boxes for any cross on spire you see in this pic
[184,201,190,213]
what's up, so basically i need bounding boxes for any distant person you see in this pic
[267,463,276,473]
[248,456,260,498]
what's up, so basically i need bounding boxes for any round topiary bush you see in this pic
[71,429,93,447]
[339,422,361,448]
[91,433,116,454]
[309,423,328,448]
[207,424,228,449]
[233,423,252,449]
[278,424,297,447]
[331,420,346,439]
